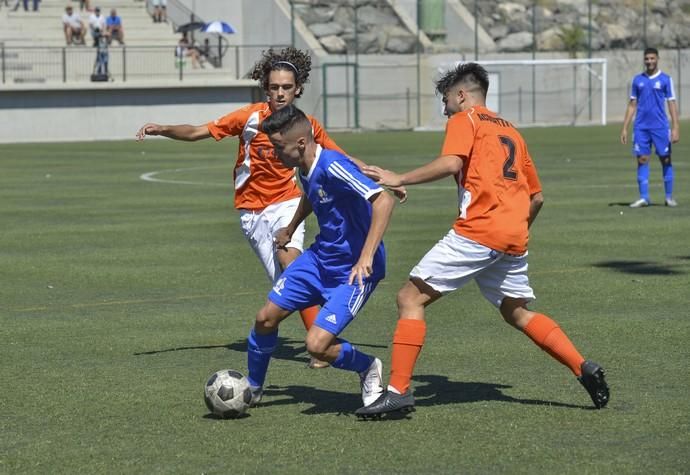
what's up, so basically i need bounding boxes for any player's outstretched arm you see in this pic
[135,123,211,142]
[363,154,464,188]
[274,195,313,249]
[348,191,395,288]
[346,155,408,203]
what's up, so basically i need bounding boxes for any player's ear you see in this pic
[295,85,303,96]
[297,136,306,149]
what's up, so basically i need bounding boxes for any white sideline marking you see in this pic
[140,166,230,187]
[141,157,684,189]
[140,167,637,191]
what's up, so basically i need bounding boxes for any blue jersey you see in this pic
[299,145,386,282]
[630,70,676,130]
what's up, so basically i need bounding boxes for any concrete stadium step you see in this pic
[1,0,179,48]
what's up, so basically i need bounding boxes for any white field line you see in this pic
[140,166,230,187]
[139,167,635,190]
[140,159,684,190]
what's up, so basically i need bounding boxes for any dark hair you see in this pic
[261,104,311,136]
[250,47,312,98]
[643,47,659,57]
[435,62,489,98]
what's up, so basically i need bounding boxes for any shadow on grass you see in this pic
[134,337,387,366]
[593,260,684,275]
[412,374,587,409]
[245,373,587,416]
[133,337,312,364]
[607,202,662,207]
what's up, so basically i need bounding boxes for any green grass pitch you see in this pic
[1,122,689,473]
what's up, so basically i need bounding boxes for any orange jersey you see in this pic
[441,106,542,254]
[207,102,345,210]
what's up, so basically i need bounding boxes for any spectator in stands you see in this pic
[106,8,125,45]
[194,38,211,64]
[79,0,90,11]
[88,6,106,47]
[151,0,167,23]
[62,5,86,45]
[176,34,203,69]
[11,0,40,11]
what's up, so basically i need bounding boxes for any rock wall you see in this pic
[291,0,690,55]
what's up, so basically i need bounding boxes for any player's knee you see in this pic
[659,155,671,165]
[500,298,532,329]
[304,333,329,359]
[254,306,280,333]
[637,155,650,164]
[396,280,421,311]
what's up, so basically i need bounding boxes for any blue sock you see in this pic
[331,339,373,373]
[247,328,277,388]
[662,162,673,199]
[637,162,650,202]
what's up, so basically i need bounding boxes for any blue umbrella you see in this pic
[200,21,236,68]
[201,21,236,34]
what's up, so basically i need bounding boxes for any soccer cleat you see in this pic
[307,356,330,369]
[355,390,415,419]
[359,357,384,406]
[665,198,678,207]
[249,386,263,407]
[578,360,609,409]
[629,198,650,208]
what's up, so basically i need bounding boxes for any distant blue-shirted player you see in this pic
[245,104,396,409]
[621,47,680,208]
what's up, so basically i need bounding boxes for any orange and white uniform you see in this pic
[443,106,541,255]
[207,102,345,211]
[206,102,345,282]
[410,106,542,307]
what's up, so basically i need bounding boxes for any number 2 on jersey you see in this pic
[499,135,517,180]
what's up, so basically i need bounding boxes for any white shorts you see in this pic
[152,0,167,6]
[239,197,306,283]
[410,230,535,308]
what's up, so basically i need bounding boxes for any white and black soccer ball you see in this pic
[204,369,252,419]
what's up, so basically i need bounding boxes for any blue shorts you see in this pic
[633,128,671,158]
[268,250,380,336]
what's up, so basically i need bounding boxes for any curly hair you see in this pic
[435,62,489,98]
[249,47,312,98]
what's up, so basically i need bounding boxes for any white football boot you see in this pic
[629,198,650,208]
[359,357,384,407]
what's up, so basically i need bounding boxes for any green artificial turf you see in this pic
[1,122,689,473]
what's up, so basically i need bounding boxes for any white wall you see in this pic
[0,81,258,143]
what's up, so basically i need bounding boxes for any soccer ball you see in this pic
[204,369,252,419]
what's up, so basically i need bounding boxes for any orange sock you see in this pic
[299,306,319,331]
[389,319,427,394]
[523,313,585,376]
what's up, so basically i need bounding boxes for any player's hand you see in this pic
[620,129,628,145]
[671,127,680,143]
[348,257,373,289]
[388,185,408,203]
[274,227,292,250]
[362,165,403,188]
[136,123,163,141]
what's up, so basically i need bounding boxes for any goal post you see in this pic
[424,58,608,129]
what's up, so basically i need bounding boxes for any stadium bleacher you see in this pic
[0,0,176,46]
[0,0,237,83]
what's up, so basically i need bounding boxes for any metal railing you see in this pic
[0,44,288,84]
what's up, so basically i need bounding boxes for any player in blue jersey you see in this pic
[621,47,680,208]
[244,104,396,409]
